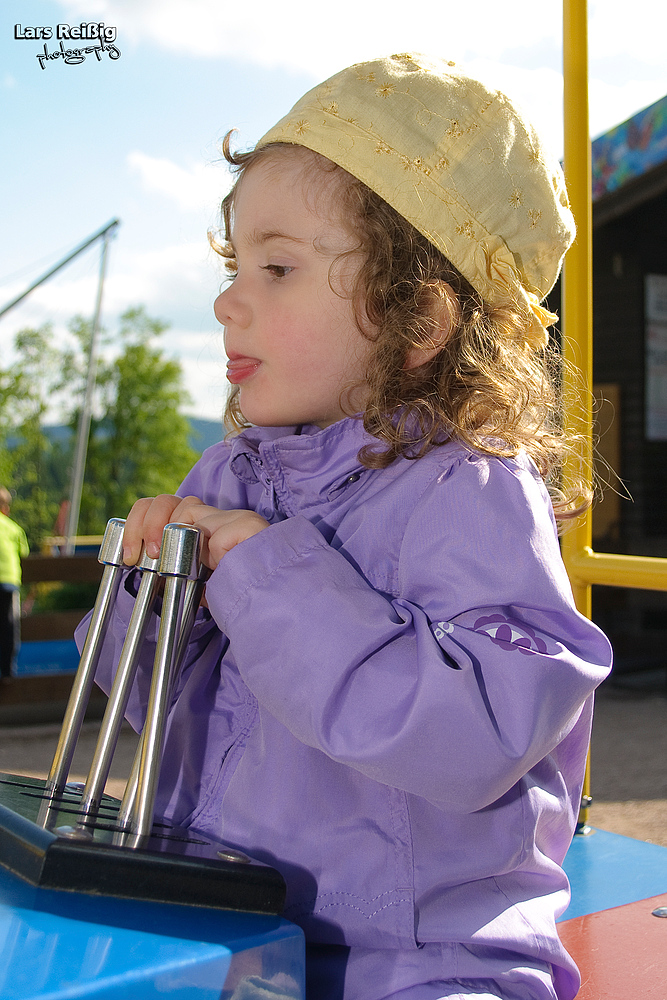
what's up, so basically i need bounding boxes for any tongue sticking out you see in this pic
[226,358,261,383]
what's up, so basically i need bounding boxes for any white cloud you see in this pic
[460,60,565,156]
[589,0,667,68]
[54,0,561,70]
[1,241,221,342]
[0,252,105,329]
[178,348,229,420]
[0,240,228,419]
[103,241,221,319]
[590,79,667,140]
[127,152,231,213]
[50,0,667,79]
[54,0,667,143]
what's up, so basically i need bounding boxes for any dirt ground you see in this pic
[0,717,141,800]
[587,682,667,846]
[0,679,665,846]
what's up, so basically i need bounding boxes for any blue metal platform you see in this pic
[559,829,667,999]
[2,825,665,997]
[16,640,79,677]
[0,864,304,999]
[561,826,667,920]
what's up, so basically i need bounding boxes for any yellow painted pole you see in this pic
[561,0,593,621]
[560,0,667,835]
[566,549,667,591]
[562,0,593,831]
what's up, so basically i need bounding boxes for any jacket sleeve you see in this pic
[204,452,612,812]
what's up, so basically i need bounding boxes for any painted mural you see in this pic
[592,94,667,200]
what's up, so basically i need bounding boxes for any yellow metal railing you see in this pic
[561,0,667,827]
[41,535,104,554]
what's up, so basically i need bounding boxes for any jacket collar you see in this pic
[228,418,375,515]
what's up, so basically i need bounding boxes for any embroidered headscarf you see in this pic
[257,53,575,347]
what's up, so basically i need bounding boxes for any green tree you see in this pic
[78,307,199,531]
[0,324,66,546]
[0,307,200,546]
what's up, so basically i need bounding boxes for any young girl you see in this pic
[95,54,612,1000]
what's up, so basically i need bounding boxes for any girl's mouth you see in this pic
[226,356,261,383]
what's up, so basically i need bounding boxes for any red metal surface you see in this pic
[558,893,667,998]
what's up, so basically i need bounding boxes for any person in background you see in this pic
[0,486,29,683]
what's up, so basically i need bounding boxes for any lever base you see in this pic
[0,773,285,915]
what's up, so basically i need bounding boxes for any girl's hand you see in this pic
[122,494,269,571]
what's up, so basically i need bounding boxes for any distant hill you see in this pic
[37,417,225,456]
[187,417,225,453]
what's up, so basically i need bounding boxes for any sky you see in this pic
[2,0,667,423]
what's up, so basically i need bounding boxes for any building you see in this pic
[562,94,667,681]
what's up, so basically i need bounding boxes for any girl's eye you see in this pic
[261,264,293,279]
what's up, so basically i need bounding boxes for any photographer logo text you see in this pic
[14,23,120,69]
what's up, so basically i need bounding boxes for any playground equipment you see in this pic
[0,0,666,995]
[0,520,304,999]
[551,3,667,994]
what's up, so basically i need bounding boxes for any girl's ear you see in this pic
[404,282,458,370]
[404,336,447,369]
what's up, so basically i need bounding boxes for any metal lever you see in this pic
[115,523,203,843]
[44,518,206,847]
[75,548,162,824]
[45,518,126,798]
[115,557,209,834]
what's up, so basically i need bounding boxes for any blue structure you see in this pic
[16,640,80,677]
[0,864,304,999]
[561,827,667,921]
[1,827,665,999]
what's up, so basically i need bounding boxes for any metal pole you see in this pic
[75,550,161,825]
[43,519,126,801]
[561,0,594,832]
[561,0,593,619]
[116,524,202,843]
[117,565,210,828]
[0,219,120,320]
[64,229,114,555]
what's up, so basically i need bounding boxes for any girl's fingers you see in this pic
[122,494,200,564]
[142,495,198,558]
[122,497,157,565]
[121,497,268,570]
[200,509,269,569]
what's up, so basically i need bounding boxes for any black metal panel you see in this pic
[0,773,285,915]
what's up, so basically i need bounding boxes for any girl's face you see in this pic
[214,153,375,429]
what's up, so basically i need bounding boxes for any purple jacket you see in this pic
[90,418,612,1000]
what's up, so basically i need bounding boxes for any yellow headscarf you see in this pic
[258,53,574,348]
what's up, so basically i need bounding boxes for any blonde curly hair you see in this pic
[212,137,589,520]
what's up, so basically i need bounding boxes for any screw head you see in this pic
[216,847,250,864]
[55,825,94,841]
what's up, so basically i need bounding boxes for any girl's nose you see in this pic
[214,284,251,329]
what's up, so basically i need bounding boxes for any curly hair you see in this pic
[212,134,589,519]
